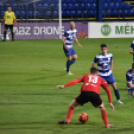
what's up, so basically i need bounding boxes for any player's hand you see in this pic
[109,103,114,111]
[56,85,64,89]
[78,44,82,49]
[65,45,69,50]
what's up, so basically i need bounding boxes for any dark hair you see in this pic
[132,63,134,69]
[101,44,107,48]
[90,67,98,74]
[7,6,11,8]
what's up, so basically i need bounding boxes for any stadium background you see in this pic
[0,0,134,134]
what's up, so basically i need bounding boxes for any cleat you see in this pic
[67,71,73,75]
[106,124,114,128]
[2,39,5,42]
[58,120,69,124]
[64,67,67,71]
[117,100,123,104]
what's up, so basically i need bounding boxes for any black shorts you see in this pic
[4,24,13,30]
[75,91,102,108]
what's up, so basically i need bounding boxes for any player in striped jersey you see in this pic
[62,21,82,75]
[92,44,123,104]
[129,41,134,61]
[126,63,134,97]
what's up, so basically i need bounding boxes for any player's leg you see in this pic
[66,48,77,74]
[58,92,87,124]
[106,74,123,104]
[111,83,123,104]
[3,25,8,41]
[58,100,79,124]
[99,103,114,128]
[10,25,14,41]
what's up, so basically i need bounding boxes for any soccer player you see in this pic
[126,63,134,97]
[62,21,82,75]
[129,41,134,61]
[1,6,17,41]
[56,67,114,128]
[92,44,123,104]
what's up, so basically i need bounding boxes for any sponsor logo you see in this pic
[101,24,111,36]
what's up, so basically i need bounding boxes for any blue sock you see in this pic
[66,58,76,73]
[114,89,120,100]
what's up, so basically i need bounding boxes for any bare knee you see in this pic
[112,83,117,90]
[132,92,134,98]
[73,55,77,60]
[99,103,105,110]
[68,56,72,61]
[70,100,78,108]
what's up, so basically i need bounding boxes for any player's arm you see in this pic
[127,82,134,88]
[62,31,69,50]
[56,77,83,88]
[129,42,134,54]
[74,37,82,49]
[101,81,114,111]
[129,48,134,54]
[92,56,97,67]
[13,12,17,26]
[110,61,113,72]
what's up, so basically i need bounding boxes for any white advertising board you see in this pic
[88,22,134,38]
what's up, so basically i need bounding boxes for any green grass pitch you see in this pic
[0,38,134,134]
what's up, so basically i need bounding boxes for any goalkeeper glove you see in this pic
[14,20,17,27]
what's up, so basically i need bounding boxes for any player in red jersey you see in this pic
[56,67,114,128]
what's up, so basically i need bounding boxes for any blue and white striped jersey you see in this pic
[130,40,134,61]
[63,29,77,48]
[93,53,113,77]
[126,68,134,90]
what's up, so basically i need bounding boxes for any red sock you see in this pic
[101,109,109,127]
[66,106,74,122]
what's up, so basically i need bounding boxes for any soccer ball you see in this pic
[78,113,88,123]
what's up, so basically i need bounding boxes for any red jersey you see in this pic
[64,74,112,103]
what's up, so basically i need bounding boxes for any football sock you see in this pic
[66,58,76,73]
[66,106,74,122]
[11,31,14,40]
[101,109,108,127]
[114,89,120,100]
[4,31,6,40]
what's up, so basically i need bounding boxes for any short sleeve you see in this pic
[130,41,134,50]
[93,56,98,64]
[63,31,68,39]
[126,74,132,83]
[110,55,113,62]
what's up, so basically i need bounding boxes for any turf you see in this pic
[0,38,134,134]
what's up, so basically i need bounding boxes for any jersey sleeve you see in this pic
[126,73,132,83]
[13,12,16,19]
[100,78,112,103]
[63,31,68,39]
[64,76,83,87]
[93,56,98,64]
[110,54,113,62]
[130,41,134,50]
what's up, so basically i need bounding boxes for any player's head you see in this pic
[101,44,108,55]
[90,67,98,75]
[70,21,75,30]
[132,63,134,73]
[7,6,12,12]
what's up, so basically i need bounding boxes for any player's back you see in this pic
[81,74,105,94]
